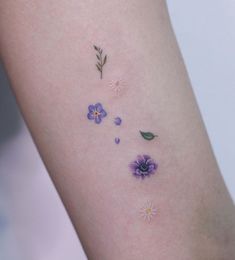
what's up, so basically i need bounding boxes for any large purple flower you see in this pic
[129,155,157,179]
[87,103,107,124]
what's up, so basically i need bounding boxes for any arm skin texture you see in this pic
[0,0,235,259]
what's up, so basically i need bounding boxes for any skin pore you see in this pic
[0,0,235,259]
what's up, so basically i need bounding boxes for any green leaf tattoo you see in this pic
[94,45,107,79]
[140,131,158,141]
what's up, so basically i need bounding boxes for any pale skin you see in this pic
[0,0,235,259]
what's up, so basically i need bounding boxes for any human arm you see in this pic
[0,0,235,259]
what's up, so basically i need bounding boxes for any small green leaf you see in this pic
[94,45,99,51]
[140,131,158,141]
[96,54,100,60]
[96,64,101,71]
[103,55,107,65]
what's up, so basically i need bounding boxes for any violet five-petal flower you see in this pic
[129,155,158,179]
[87,103,107,124]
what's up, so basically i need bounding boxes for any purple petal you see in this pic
[100,109,107,118]
[148,164,156,173]
[142,171,149,176]
[143,155,151,161]
[87,112,95,120]
[88,105,95,112]
[95,115,102,124]
[135,169,142,176]
[146,160,156,169]
[95,103,103,112]
[136,155,145,165]
[129,162,138,171]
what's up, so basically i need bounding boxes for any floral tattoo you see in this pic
[114,117,122,126]
[129,155,158,179]
[108,79,126,96]
[87,103,107,124]
[140,131,158,141]
[115,137,120,144]
[140,201,157,222]
[94,45,107,79]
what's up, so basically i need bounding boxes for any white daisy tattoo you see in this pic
[139,201,157,222]
[108,79,126,96]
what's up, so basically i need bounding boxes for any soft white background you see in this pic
[0,1,234,259]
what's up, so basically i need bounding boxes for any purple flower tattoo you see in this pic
[129,155,157,179]
[115,137,120,144]
[87,103,107,124]
[114,117,122,126]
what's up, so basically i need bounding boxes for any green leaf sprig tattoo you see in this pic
[94,45,107,79]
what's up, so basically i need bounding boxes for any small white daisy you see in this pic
[108,79,126,96]
[139,201,157,222]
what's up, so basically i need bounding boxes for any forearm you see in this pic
[0,0,234,259]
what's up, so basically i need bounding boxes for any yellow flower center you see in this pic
[146,208,152,214]
[93,111,100,117]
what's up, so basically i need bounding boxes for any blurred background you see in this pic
[0,1,235,259]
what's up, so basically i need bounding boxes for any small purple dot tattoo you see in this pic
[129,155,158,179]
[115,137,120,144]
[87,103,107,124]
[114,117,122,126]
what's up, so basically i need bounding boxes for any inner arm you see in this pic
[0,0,234,259]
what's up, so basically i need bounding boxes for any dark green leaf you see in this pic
[140,131,158,141]
[94,45,99,51]
[103,55,107,65]
[96,64,101,71]
[96,54,100,60]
